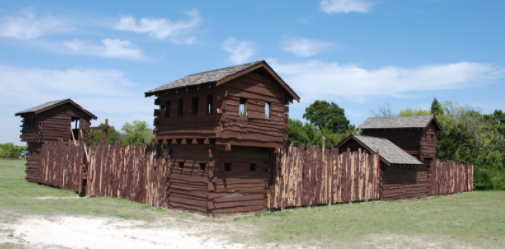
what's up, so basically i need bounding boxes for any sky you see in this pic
[1,0,504,145]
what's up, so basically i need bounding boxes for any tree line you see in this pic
[86,120,156,147]
[0,143,28,158]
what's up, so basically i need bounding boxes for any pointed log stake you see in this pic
[181,139,187,145]
[162,139,168,145]
[171,139,177,144]
[192,138,198,144]
[204,138,210,144]
[154,139,160,145]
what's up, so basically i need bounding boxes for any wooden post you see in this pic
[103,119,109,145]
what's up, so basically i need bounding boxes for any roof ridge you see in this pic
[185,60,264,77]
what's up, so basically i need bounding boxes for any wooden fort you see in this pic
[15,99,97,182]
[337,115,442,200]
[145,60,299,214]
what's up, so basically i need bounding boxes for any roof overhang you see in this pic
[335,135,391,166]
[145,61,300,103]
[215,61,300,103]
[15,99,98,120]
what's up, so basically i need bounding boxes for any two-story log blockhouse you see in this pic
[357,115,442,163]
[145,60,299,215]
[15,99,97,182]
[337,115,443,200]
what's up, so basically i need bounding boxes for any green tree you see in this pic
[430,98,444,115]
[398,108,430,116]
[121,120,155,146]
[87,124,123,146]
[0,143,27,158]
[303,100,352,133]
[287,118,355,149]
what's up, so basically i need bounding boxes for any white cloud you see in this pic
[115,9,201,42]
[223,37,255,64]
[0,65,154,144]
[268,59,504,103]
[281,37,336,57]
[0,9,71,39]
[320,0,372,14]
[63,38,144,60]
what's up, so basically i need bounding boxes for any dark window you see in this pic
[250,164,256,172]
[177,99,183,116]
[160,105,166,112]
[207,95,213,114]
[191,97,199,114]
[178,162,184,168]
[239,98,246,116]
[165,101,171,118]
[265,102,271,119]
[199,163,206,171]
[224,163,231,171]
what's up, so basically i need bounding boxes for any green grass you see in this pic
[1,159,505,248]
[0,159,194,221]
[232,191,505,248]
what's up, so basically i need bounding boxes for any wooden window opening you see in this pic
[265,102,271,119]
[191,97,199,115]
[178,162,184,168]
[199,163,206,171]
[224,163,231,171]
[250,163,256,172]
[239,98,246,116]
[165,101,171,118]
[207,95,213,114]
[177,99,183,116]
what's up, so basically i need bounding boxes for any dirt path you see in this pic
[0,215,246,249]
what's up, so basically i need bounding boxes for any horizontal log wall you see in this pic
[429,160,474,196]
[38,141,84,192]
[381,166,429,201]
[268,141,381,210]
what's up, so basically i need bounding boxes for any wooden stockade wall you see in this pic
[38,141,85,193]
[38,142,171,208]
[268,142,381,210]
[85,143,171,208]
[429,160,474,196]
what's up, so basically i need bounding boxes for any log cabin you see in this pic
[335,135,427,200]
[145,60,300,215]
[357,115,442,163]
[15,99,97,182]
[337,115,443,201]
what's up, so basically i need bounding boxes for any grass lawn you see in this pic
[1,159,505,248]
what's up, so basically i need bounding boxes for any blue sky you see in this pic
[1,0,504,145]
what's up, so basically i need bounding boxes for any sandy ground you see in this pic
[0,215,245,249]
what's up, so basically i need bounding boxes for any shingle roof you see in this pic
[16,99,70,115]
[357,115,435,129]
[353,135,422,165]
[145,61,264,94]
[15,99,98,119]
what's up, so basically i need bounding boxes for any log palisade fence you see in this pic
[38,141,85,193]
[85,143,171,208]
[38,141,171,208]
[37,140,474,214]
[268,142,381,210]
[429,160,474,196]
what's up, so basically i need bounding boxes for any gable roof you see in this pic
[145,60,300,102]
[357,115,442,131]
[15,99,98,119]
[337,135,422,165]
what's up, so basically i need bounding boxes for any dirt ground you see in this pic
[0,214,247,249]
